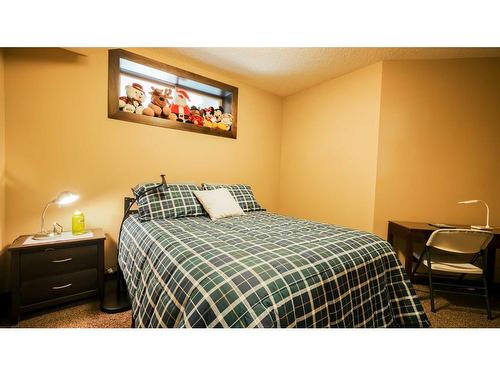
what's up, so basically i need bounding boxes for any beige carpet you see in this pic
[414,284,500,328]
[17,299,131,328]
[15,285,500,328]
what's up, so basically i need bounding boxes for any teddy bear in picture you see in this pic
[142,87,173,118]
[218,113,232,131]
[118,83,147,114]
[188,106,204,127]
[169,88,191,122]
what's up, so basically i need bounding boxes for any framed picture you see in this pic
[108,49,238,139]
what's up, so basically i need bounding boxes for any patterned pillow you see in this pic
[202,183,264,212]
[133,183,205,221]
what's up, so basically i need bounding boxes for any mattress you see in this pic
[118,211,429,327]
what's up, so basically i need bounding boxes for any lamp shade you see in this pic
[55,191,79,206]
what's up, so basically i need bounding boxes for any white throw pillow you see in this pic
[194,188,245,220]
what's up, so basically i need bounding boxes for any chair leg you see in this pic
[483,275,492,320]
[426,246,436,313]
[412,249,425,277]
[480,251,492,320]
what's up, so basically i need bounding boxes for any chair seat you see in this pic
[422,253,483,275]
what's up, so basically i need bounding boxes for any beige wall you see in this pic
[373,58,500,280]
[3,48,283,283]
[279,57,500,279]
[2,50,500,291]
[374,58,500,237]
[0,48,6,289]
[279,63,382,231]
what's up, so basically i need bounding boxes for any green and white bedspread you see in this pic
[118,212,429,328]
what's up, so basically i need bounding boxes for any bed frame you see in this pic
[117,176,167,326]
[101,197,137,320]
[124,197,138,217]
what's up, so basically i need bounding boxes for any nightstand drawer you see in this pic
[20,245,97,281]
[20,268,98,306]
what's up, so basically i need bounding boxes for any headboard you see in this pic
[124,197,138,218]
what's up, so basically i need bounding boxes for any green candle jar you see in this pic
[72,210,86,235]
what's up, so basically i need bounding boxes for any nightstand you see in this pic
[9,228,105,325]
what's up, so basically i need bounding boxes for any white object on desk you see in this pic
[24,231,93,245]
[458,199,493,230]
[429,223,456,229]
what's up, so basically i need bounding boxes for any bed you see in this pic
[118,209,429,328]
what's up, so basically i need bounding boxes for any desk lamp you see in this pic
[34,191,80,239]
[458,200,493,230]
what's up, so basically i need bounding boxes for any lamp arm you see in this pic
[484,201,490,228]
[475,200,490,228]
[40,200,55,233]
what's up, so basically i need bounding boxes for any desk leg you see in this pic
[405,234,414,281]
[387,227,394,248]
[486,246,496,289]
[10,252,20,326]
[387,223,414,281]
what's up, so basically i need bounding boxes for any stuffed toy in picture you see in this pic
[142,87,173,118]
[170,88,191,122]
[188,106,204,127]
[213,106,224,123]
[202,106,217,128]
[119,83,147,114]
[202,106,214,121]
[218,113,232,131]
[203,120,218,129]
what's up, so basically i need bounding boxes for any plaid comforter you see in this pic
[119,212,429,328]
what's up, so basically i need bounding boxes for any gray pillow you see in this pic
[133,183,204,221]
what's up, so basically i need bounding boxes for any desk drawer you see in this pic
[20,245,97,281]
[20,268,97,306]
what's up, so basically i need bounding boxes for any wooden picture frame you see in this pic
[108,49,238,139]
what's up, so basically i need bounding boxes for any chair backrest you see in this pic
[426,229,494,254]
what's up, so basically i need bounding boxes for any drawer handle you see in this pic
[51,257,73,263]
[44,248,56,252]
[52,283,72,290]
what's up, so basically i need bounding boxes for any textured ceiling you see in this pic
[163,48,500,96]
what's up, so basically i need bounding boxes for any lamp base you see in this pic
[33,231,62,240]
[471,225,494,231]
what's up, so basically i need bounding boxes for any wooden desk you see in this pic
[387,221,500,287]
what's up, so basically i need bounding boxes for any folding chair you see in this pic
[413,229,494,320]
